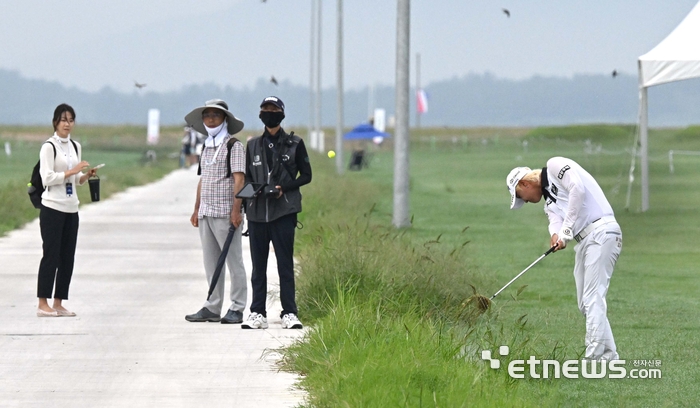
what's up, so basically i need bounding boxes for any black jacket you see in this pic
[245,128,311,222]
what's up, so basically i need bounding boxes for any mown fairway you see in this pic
[290,125,700,407]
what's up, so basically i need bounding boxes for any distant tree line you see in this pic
[1,68,699,128]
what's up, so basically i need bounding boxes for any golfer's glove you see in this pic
[558,227,574,243]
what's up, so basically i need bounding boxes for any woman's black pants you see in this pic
[37,206,79,299]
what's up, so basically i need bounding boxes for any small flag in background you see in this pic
[416,89,428,114]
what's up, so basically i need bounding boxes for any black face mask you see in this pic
[260,111,285,128]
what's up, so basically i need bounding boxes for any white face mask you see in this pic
[203,120,228,147]
[204,121,226,137]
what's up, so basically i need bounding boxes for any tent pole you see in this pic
[640,86,649,212]
[624,103,640,211]
[625,81,646,211]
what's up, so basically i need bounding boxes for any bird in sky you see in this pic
[134,81,147,89]
[502,8,510,18]
[270,76,278,86]
[612,70,618,78]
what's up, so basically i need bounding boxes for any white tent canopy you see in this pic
[637,0,700,211]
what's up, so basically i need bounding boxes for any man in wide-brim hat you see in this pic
[184,99,244,136]
[184,99,248,325]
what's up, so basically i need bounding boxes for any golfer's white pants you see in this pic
[199,216,247,315]
[573,221,622,361]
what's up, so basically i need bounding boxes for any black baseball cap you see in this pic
[260,96,285,112]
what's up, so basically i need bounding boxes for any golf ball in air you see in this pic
[327,150,336,158]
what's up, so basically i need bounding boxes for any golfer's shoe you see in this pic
[221,310,243,324]
[241,312,268,329]
[185,307,221,322]
[281,313,303,329]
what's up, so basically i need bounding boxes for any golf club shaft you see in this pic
[490,245,557,300]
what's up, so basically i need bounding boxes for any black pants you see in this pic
[37,206,79,299]
[248,213,297,318]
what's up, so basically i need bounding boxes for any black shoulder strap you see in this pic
[278,131,299,179]
[70,139,78,159]
[44,141,57,158]
[196,137,240,177]
[45,139,78,159]
[226,137,240,178]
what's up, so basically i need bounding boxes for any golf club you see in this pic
[491,244,558,301]
[469,244,558,313]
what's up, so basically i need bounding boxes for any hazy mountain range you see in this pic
[2,68,699,129]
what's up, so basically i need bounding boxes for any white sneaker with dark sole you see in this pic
[241,312,268,329]
[281,313,303,329]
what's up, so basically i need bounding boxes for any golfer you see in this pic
[506,157,622,361]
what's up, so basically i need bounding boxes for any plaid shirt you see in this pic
[198,135,245,218]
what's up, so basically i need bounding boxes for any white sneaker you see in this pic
[281,313,303,329]
[241,312,268,329]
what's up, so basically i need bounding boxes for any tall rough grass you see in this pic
[282,286,559,407]
[296,218,480,324]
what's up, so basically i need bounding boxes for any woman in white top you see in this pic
[36,104,98,317]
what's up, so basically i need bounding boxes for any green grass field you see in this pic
[288,124,700,407]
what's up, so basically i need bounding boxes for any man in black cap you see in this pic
[241,96,312,329]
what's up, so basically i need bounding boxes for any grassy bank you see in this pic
[286,124,700,407]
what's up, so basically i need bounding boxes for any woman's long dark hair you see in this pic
[52,104,76,131]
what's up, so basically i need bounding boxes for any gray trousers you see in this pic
[199,216,247,315]
[573,221,622,361]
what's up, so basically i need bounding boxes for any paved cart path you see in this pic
[0,167,305,408]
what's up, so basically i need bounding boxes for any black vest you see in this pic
[245,129,303,222]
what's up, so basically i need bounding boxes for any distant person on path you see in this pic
[241,96,312,330]
[506,157,622,360]
[36,103,99,317]
[181,125,205,168]
[185,99,247,324]
[188,125,205,167]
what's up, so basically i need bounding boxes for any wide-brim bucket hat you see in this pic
[185,99,244,136]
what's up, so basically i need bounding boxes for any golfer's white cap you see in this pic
[506,166,532,210]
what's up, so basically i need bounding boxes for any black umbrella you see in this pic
[207,224,237,301]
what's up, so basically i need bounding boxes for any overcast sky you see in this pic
[1,0,698,94]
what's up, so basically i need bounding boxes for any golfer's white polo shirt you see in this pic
[542,157,615,239]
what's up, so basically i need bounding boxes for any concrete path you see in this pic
[0,167,306,408]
